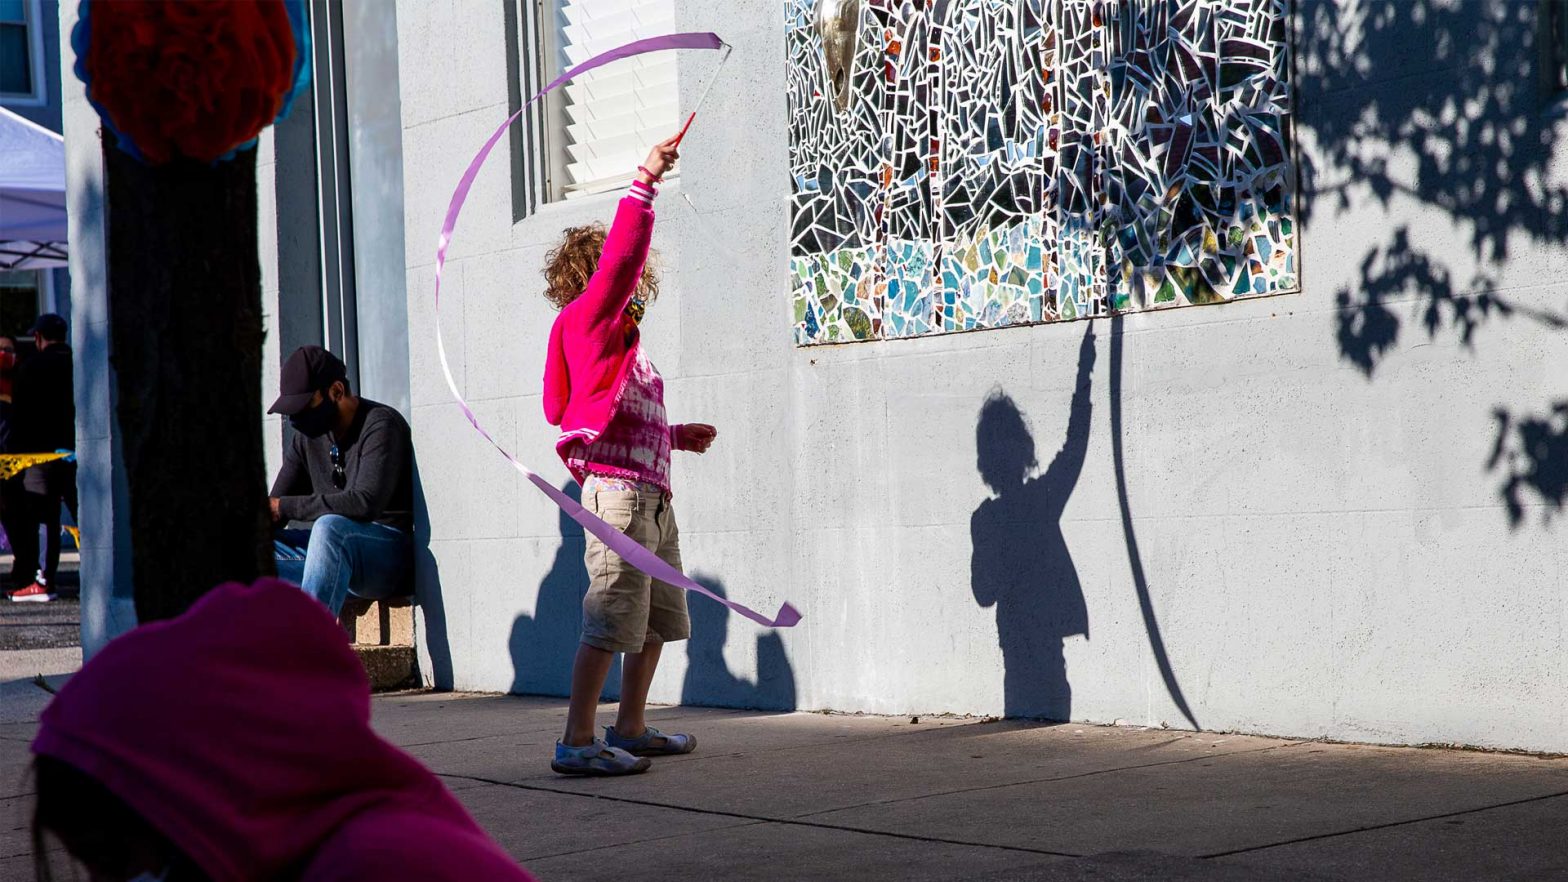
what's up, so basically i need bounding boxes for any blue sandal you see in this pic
[551,738,651,776]
[605,725,697,757]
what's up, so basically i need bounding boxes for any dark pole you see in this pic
[103,137,274,622]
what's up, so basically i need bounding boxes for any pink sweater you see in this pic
[543,183,682,488]
[566,346,675,492]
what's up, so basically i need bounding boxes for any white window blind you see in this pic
[555,0,679,198]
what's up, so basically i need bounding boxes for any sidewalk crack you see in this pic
[1200,788,1568,859]
[790,741,1305,820]
[517,819,769,862]
[438,773,1084,859]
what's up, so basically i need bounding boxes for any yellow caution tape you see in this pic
[0,452,70,481]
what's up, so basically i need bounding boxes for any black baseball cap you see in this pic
[27,313,67,342]
[269,345,347,415]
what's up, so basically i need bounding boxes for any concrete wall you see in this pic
[258,128,287,480]
[267,0,415,489]
[397,0,1568,751]
[58,0,134,656]
[342,0,411,416]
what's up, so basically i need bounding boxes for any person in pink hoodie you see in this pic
[541,133,718,775]
[28,579,536,881]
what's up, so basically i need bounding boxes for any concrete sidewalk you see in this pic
[0,647,78,724]
[4,691,1568,879]
[373,694,1568,880]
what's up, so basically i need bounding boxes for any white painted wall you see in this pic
[257,129,287,482]
[59,0,133,656]
[397,0,1568,751]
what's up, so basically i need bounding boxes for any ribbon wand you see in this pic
[673,112,697,148]
[672,41,731,150]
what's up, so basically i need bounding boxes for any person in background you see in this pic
[0,335,18,560]
[30,579,538,881]
[269,345,414,615]
[5,315,76,603]
[0,334,17,452]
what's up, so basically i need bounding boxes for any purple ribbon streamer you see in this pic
[433,32,801,630]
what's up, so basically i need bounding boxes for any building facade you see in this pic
[61,0,410,650]
[393,0,1568,752]
[67,0,1568,752]
[3,0,70,340]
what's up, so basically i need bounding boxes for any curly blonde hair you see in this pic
[542,223,660,310]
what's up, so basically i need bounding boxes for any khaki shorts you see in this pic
[581,487,690,653]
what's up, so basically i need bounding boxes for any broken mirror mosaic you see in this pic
[788,0,1298,345]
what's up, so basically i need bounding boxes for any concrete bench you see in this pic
[340,596,416,691]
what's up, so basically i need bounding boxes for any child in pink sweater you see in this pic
[542,133,718,775]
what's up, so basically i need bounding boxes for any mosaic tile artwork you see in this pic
[880,0,935,337]
[932,0,1050,332]
[788,0,1298,345]
[1102,0,1297,310]
[1055,0,1110,321]
[787,0,887,344]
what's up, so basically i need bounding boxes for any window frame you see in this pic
[508,0,681,220]
[0,0,47,107]
[506,0,555,221]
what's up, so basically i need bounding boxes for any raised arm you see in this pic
[577,196,656,328]
[1039,324,1097,515]
[577,134,682,328]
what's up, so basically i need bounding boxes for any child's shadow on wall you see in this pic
[971,324,1095,720]
[681,575,797,712]
[509,482,620,701]
[506,487,795,711]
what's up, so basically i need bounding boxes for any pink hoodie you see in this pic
[542,193,656,467]
[32,580,535,882]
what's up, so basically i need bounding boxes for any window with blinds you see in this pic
[551,0,680,199]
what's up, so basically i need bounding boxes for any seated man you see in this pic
[269,345,414,615]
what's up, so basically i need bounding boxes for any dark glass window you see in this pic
[0,0,34,98]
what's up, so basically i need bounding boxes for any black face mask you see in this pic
[289,397,338,439]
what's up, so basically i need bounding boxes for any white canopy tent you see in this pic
[0,106,68,271]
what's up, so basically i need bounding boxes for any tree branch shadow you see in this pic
[1488,401,1568,527]
[1299,0,1568,524]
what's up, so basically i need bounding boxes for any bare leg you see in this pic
[563,642,616,746]
[615,641,663,738]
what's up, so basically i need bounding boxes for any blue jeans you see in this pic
[274,515,413,616]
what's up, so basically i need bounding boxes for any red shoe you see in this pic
[6,582,56,603]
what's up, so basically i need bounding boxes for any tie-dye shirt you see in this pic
[566,346,673,495]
